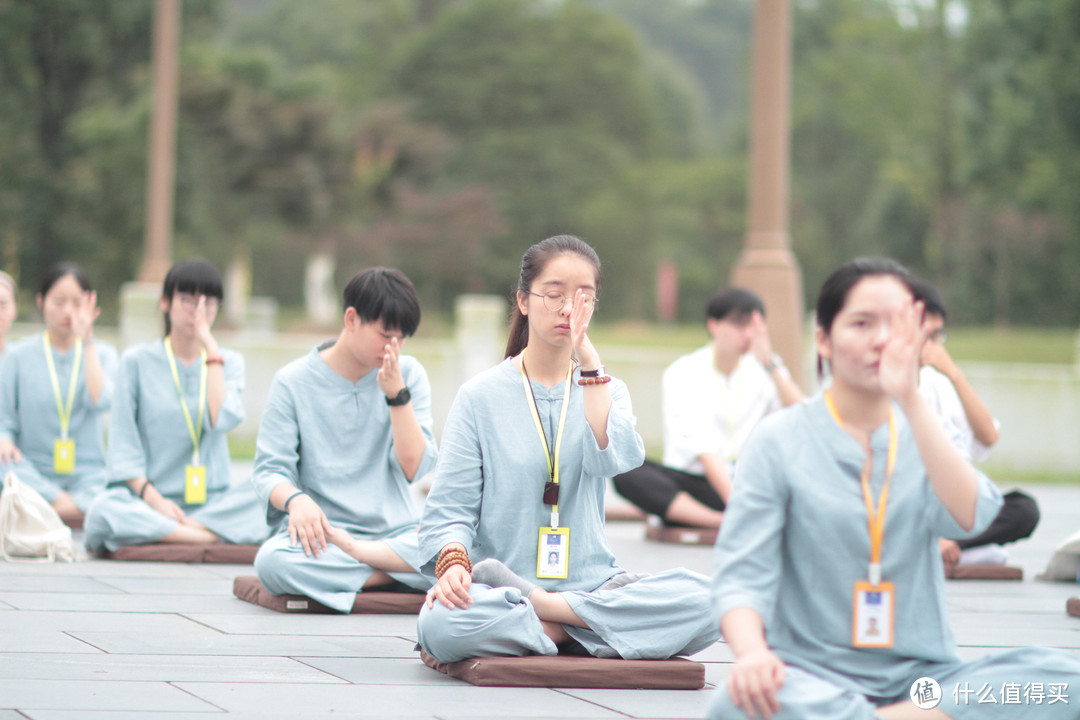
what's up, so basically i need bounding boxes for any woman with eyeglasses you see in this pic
[85,259,268,553]
[416,234,718,663]
[0,262,117,526]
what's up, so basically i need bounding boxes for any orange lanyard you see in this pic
[824,391,897,585]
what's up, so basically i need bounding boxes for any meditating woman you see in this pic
[417,234,718,662]
[710,257,1080,720]
[84,259,267,552]
[0,262,117,526]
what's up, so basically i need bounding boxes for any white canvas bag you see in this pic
[0,471,78,562]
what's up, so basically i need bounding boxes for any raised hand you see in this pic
[878,298,928,405]
[72,290,101,343]
[569,289,600,369]
[376,336,405,398]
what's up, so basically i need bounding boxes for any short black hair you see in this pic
[910,276,947,320]
[162,259,224,335]
[343,267,421,337]
[39,262,91,297]
[706,287,765,323]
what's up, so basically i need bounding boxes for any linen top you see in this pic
[419,358,646,592]
[106,340,244,501]
[251,343,438,534]
[712,394,1004,698]
[0,331,117,478]
[919,365,997,462]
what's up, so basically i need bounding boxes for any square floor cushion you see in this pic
[107,544,260,564]
[644,524,718,546]
[419,649,705,689]
[945,563,1023,581]
[232,575,425,614]
[1068,597,1080,618]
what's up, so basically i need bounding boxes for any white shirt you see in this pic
[918,365,996,462]
[661,345,785,474]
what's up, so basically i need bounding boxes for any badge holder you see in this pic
[54,437,75,475]
[852,578,895,648]
[185,463,207,505]
[536,526,569,579]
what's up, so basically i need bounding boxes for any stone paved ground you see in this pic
[1,482,1078,719]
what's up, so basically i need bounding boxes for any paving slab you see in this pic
[70,629,419,658]
[0,592,256,614]
[296,656,469,685]
[181,611,419,637]
[0,679,218,712]
[0,576,123,594]
[0,652,343,683]
[560,687,714,719]
[171,682,626,718]
[94,577,235,596]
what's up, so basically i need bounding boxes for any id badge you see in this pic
[852,580,895,648]
[54,438,75,475]
[185,465,207,505]
[536,526,570,579]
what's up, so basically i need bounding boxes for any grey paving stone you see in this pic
[688,642,734,663]
[182,611,419,637]
[0,652,343,683]
[0,610,210,634]
[0,679,217,712]
[953,625,1080,649]
[296,656,464,685]
[560,687,714,719]
[70,629,420,658]
[0,629,103,654]
[0,576,122,594]
[0,592,256,614]
[0,560,223,579]
[172,682,626,717]
[94,577,234,595]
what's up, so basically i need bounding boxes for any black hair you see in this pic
[161,258,224,335]
[910,276,947,320]
[706,287,765,324]
[504,234,601,359]
[38,262,91,297]
[343,267,421,337]
[815,257,916,377]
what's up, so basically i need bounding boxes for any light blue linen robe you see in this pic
[83,340,267,552]
[252,344,438,612]
[417,359,719,662]
[0,332,117,511]
[710,395,1080,719]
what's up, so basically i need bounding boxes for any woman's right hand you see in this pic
[0,439,21,464]
[287,493,333,558]
[727,647,786,719]
[426,562,472,610]
[145,490,187,523]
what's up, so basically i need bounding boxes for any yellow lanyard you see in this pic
[824,391,898,585]
[164,338,207,466]
[43,334,83,442]
[520,357,573,528]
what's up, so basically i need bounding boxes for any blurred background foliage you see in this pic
[1,0,1079,328]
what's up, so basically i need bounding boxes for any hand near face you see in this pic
[569,289,600,369]
[749,312,775,366]
[72,291,100,342]
[878,298,928,404]
[377,336,405,398]
[193,296,217,350]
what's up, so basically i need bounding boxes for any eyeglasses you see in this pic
[929,329,948,344]
[176,293,220,312]
[529,291,598,313]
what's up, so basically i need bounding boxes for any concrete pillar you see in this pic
[732,0,805,387]
[455,295,506,384]
[120,282,164,351]
[139,0,182,284]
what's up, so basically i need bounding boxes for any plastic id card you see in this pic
[185,465,207,505]
[852,580,895,648]
[54,438,75,475]
[536,526,569,579]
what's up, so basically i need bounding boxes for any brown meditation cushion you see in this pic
[644,524,718,546]
[419,649,705,689]
[1066,597,1080,618]
[107,544,260,564]
[232,575,425,614]
[944,563,1023,581]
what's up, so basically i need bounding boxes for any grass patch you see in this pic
[984,466,1080,486]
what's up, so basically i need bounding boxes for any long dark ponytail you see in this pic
[504,235,601,358]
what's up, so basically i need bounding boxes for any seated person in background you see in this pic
[85,259,268,552]
[252,267,438,612]
[612,287,803,528]
[0,262,118,526]
[913,278,1039,567]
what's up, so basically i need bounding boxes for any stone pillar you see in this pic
[732,0,805,387]
[138,0,181,284]
[455,295,505,384]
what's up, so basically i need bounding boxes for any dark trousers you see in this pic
[957,489,1040,550]
[611,459,726,523]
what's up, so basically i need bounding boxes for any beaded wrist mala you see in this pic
[435,547,472,578]
[577,375,612,386]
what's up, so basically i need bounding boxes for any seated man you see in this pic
[613,287,803,528]
[914,279,1040,566]
[252,267,438,612]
